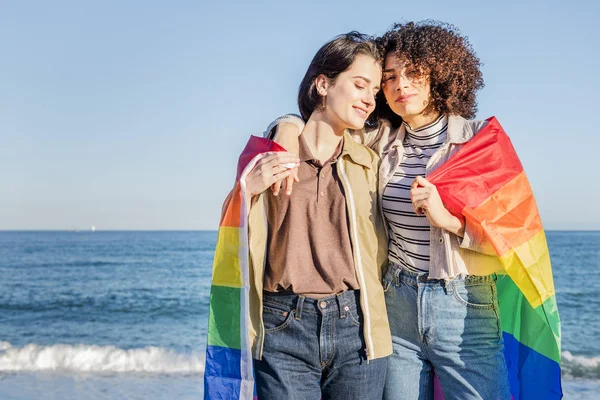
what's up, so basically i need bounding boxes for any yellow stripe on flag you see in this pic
[500,229,555,308]
[212,226,243,288]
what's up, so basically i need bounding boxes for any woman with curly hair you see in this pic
[268,21,511,399]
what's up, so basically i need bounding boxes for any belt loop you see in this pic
[394,266,401,286]
[336,292,346,318]
[295,295,305,320]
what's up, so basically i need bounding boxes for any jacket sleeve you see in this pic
[263,114,306,140]
[458,221,498,256]
[263,114,384,148]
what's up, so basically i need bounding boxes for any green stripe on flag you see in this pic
[207,285,241,349]
[497,275,561,363]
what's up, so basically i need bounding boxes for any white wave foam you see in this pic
[562,351,600,379]
[0,342,204,374]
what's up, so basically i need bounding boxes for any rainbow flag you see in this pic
[204,136,286,400]
[428,117,562,399]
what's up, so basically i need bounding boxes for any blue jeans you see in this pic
[382,264,510,400]
[253,290,387,400]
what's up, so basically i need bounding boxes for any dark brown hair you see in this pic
[375,21,484,126]
[298,31,381,122]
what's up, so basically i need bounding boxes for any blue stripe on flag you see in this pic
[503,332,562,400]
[204,345,242,399]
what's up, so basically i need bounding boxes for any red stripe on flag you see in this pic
[428,117,523,215]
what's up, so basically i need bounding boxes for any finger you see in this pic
[284,173,295,195]
[270,169,294,185]
[415,176,433,188]
[411,177,421,190]
[255,153,298,171]
[411,192,429,202]
[411,176,429,189]
[261,152,300,165]
[270,179,283,196]
[413,199,428,216]
[410,187,429,198]
[293,167,300,182]
[263,158,300,172]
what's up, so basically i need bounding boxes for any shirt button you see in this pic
[320,301,327,309]
[320,192,324,197]
[439,237,444,244]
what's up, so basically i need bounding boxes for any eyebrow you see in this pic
[382,69,396,74]
[353,75,381,90]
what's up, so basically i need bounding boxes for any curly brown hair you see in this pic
[375,21,484,125]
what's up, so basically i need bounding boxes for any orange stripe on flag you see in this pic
[220,184,243,228]
[465,172,543,256]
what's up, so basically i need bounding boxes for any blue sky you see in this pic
[1,0,598,230]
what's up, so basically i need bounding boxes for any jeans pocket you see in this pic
[347,305,363,327]
[452,282,495,309]
[263,303,295,334]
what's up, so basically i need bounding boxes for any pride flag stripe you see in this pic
[503,333,562,400]
[497,275,560,363]
[204,345,242,398]
[465,172,543,256]
[498,230,556,308]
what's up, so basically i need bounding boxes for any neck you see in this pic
[403,110,441,130]
[302,112,345,162]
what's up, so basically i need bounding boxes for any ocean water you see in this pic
[0,230,598,399]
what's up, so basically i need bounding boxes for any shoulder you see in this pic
[448,114,489,143]
[342,132,380,169]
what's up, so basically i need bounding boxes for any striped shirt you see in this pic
[382,115,448,272]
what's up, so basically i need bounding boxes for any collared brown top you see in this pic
[263,135,359,298]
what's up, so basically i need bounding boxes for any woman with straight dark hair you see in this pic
[241,32,391,400]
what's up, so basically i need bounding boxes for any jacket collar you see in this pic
[446,114,472,144]
[341,131,373,169]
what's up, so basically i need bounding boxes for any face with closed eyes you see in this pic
[316,54,382,132]
[381,54,435,127]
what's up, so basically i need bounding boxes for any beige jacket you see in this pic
[248,132,392,360]
[271,114,502,280]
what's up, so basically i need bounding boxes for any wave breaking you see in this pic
[0,342,204,374]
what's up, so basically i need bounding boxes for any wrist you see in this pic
[444,213,465,237]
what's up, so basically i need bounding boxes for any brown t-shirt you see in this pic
[263,135,359,298]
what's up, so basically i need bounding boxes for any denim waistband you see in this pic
[262,290,361,319]
[386,263,496,286]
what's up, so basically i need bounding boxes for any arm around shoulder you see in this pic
[264,114,305,140]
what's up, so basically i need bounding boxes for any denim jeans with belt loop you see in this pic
[254,290,387,400]
[382,263,511,400]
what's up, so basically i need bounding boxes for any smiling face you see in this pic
[381,54,436,128]
[318,54,382,132]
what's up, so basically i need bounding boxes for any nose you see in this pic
[362,90,375,109]
[396,74,411,91]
